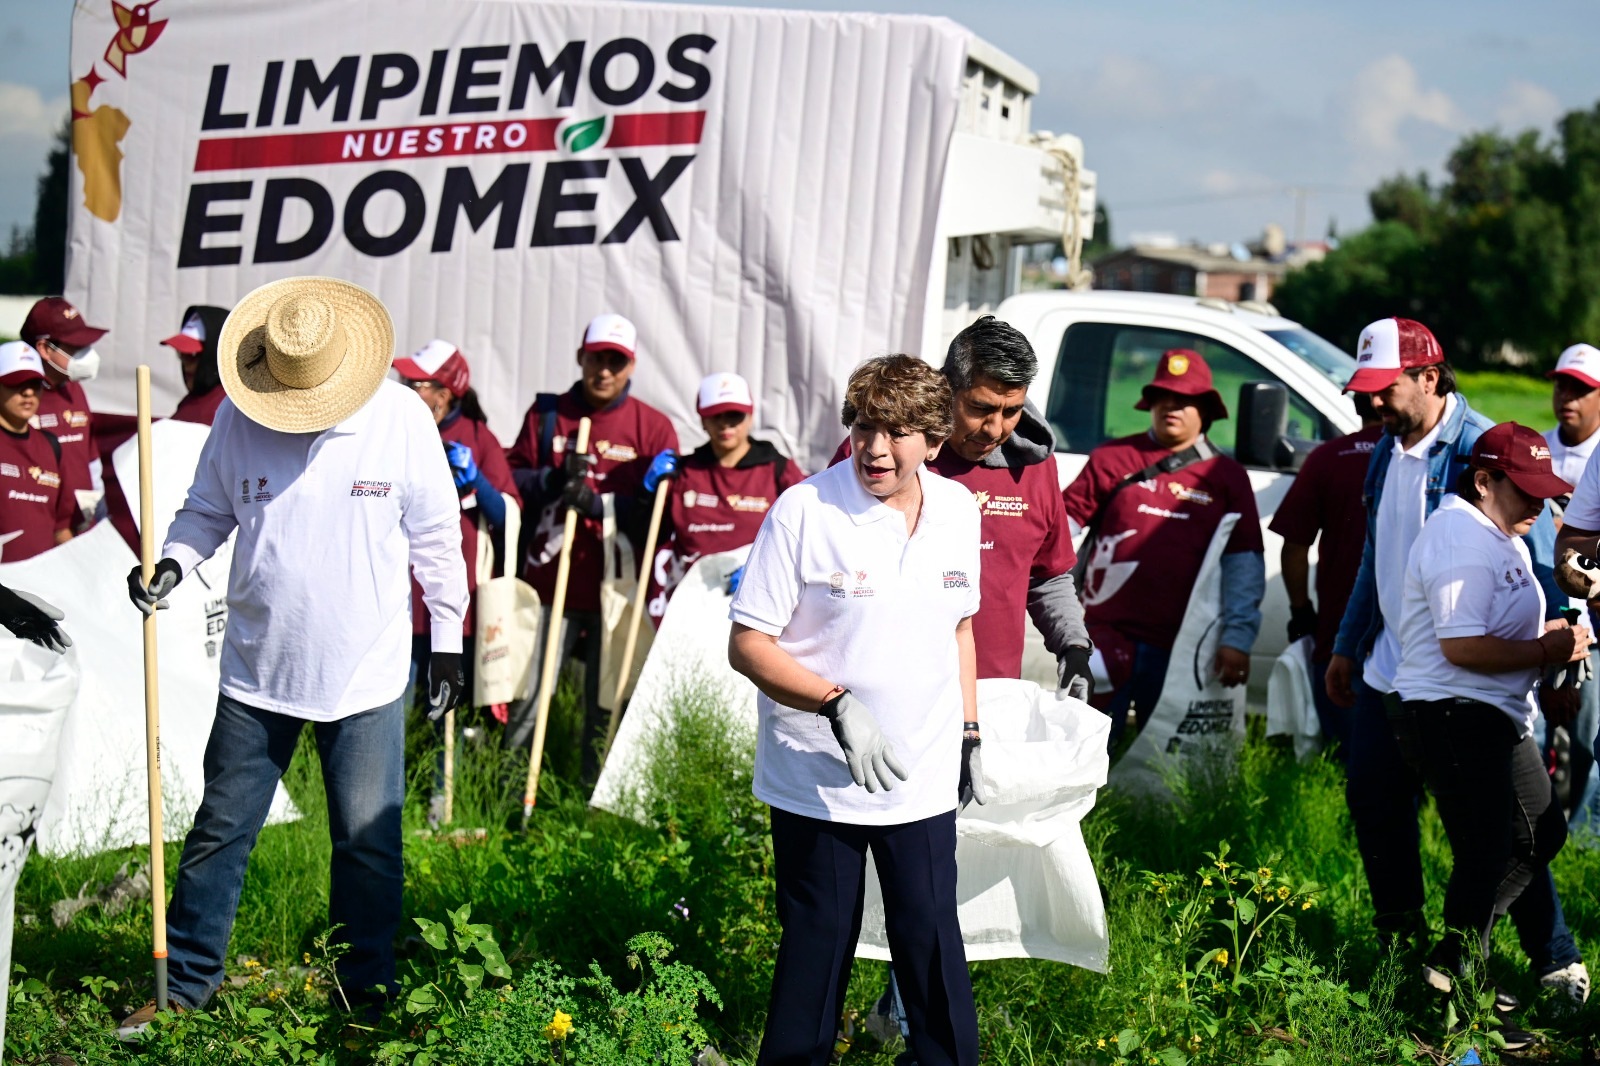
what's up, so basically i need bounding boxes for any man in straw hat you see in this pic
[119,277,468,1035]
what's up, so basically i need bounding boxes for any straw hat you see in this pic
[217,276,394,433]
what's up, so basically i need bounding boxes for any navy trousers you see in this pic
[759,807,978,1066]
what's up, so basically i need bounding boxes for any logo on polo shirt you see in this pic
[7,490,46,503]
[1504,566,1530,589]
[829,571,847,599]
[64,410,88,428]
[351,479,393,498]
[0,464,17,478]
[683,489,719,508]
[27,466,59,489]
[972,489,1028,516]
[850,570,874,598]
[592,440,638,463]
[36,413,57,429]
[725,494,770,512]
[943,570,970,588]
[1168,483,1213,505]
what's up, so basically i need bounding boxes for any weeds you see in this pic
[10,682,1600,1063]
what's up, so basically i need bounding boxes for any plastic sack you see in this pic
[0,635,78,1050]
[475,497,539,707]
[857,679,1111,970]
[1266,636,1321,761]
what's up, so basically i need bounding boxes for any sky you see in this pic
[1,0,1597,249]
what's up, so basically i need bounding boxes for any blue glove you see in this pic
[726,564,745,596]
[445,440,479,491]
[643,449,678,493]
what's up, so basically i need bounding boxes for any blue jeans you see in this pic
[1104,641,1172,748]
[1347,682,1579,972]
[164,693,406,1009]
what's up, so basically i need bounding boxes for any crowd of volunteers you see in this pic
[0,278,1594,1057]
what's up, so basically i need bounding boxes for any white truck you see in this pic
[998,290,1362,700]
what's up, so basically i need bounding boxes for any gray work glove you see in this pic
[824,693,908,793]
[0,586,71,653]
[127,559,182,616]
[958,733,988,810]
[1548,656,1595,690]
[1057,645,1093,702]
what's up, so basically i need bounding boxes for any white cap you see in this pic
[582,313,637,360]
[696,372,754,416]
[1550,343,1600,390]
[0,341,47,386]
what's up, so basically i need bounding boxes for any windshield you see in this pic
[1264,328,1356,387]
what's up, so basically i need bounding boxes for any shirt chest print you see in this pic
[971,488,1029,517]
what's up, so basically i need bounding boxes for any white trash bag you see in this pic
[857,679,1111,971]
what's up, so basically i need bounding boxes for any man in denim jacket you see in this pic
[1327,317,1588,1003]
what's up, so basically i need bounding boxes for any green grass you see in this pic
[1457,370,1558,430]
[12,686,1600,1064]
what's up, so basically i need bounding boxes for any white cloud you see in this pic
[1081,55,1171,123]
[1495,80,1562,131]
[0,82,66,141]
[1341,54,1463,156]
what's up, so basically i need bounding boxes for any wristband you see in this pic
[819,686,849,719]
[963,719,981,740]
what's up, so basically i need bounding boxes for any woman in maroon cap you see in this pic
[1394,422,1591,1020]
[636,371,806,620]
[0,341,75,561]
[1062,348,1264,746]
[392,341,520,761]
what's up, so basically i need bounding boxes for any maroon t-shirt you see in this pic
[828,437,1075,679]
[1268,424,1381,662]
[412,413,521,636]
[1062,433,1263,650]
[33,380,92,505]
[646,441,806,622]
[506,386,678,614]
[0,428,75,561]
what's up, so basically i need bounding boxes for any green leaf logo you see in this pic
[561,117,607,154]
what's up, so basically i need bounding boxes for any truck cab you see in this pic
[999,290,1362,701]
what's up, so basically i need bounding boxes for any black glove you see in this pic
[958,729,988,810]
[561,477,601,518]
[1287,602,1317,644]
[127,559,183,616]
[427,651,465,721]
[1057,645,1093,700]
[0,585,71,653]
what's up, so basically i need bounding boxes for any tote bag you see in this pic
[473,497,540,706]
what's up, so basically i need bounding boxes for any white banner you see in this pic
[65,0,967,470]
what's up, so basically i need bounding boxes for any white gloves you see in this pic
[826,693,909,793]
[1556,548,1600,602]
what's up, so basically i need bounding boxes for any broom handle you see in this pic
[136,367,168,1011]
[600,475,670,764]
[442,708,455,826]
[522,417,591,820]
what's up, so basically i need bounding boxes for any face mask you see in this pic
[62,346,100,382]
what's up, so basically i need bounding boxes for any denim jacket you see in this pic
[1331,395,1562,663]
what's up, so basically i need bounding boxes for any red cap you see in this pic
[0,341,48,387]
[20,296,107,349]
[1470,422,1573,499]
[160,309,207,355]
[393,339,471,397]
[582,313,637,360]
[1345,317,1444,393]
[1134,348,1228,421]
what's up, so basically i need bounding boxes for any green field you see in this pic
[1457,370,1560,430]
[12,679,1600,1065]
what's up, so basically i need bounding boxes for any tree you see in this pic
[32,120,69,295]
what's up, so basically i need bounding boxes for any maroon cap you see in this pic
[20,297,107,349]
[1345,317,1444,393]
[393,339,471,397]
[1471,422,1573,499]
[1134,348,1228,421]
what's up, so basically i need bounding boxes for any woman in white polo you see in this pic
[1394,421,1591,1002]
[729,354,983,1066]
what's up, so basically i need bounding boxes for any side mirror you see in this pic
[1235,381,1304,471]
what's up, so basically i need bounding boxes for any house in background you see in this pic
[1092,225,1328,303]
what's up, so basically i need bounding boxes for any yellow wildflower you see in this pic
[1189,1034,1203,1050]
[244,959,261,970]
[303,952,312,964]
[1277,885,1291,900]
[1258,866,1272,879]
[1097,1039,1106,1049]
[1302,900,1313,910]
[1202,877,1212,886]
[267,987,281,1001]
[545,1009,574,1040]
[1214,949,1229,966]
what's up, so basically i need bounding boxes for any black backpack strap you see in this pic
[41,429,61,464]
[1070,438,1216,585]
[533,393,561,468]
[773,455,788,483]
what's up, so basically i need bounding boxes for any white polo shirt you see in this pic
[730,459,981,825]
[1365,393,1455,693]
[163,380,467,721]
[1393,495,1544,734]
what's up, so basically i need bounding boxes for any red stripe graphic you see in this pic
[193,111,706,172]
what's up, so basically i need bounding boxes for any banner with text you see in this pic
[65,0,966,469]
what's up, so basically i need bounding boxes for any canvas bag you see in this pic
[473,496,540,706]
[598,495,654,711]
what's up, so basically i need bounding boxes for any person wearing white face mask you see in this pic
[19,296,108,530]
